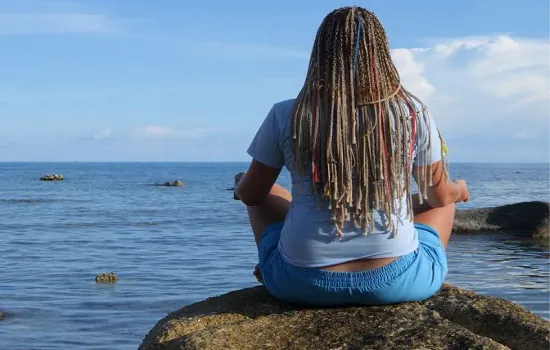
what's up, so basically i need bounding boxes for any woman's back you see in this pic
[247,98,442,267]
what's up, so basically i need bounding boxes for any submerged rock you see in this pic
[139,284,549,350]
[39,174,64,181]
[95,272,118,284]
[454,201,550,238]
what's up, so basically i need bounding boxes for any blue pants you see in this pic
[257,223,448,306]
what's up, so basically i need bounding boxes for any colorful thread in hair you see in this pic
[353,16,362,74]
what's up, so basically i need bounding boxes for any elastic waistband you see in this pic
[286,251,417,290]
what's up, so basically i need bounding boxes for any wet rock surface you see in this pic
[139,284,549,350]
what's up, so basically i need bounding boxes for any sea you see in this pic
[0,162,548,350]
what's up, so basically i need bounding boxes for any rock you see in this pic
[95,272,118,284]
[139,284,549,350]
[533,217,550,239]
[40,174,64,181]
[0,310,3,320]
[454,201,550,238]
[155,181,185,187]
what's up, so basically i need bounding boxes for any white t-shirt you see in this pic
[247,99,442,267]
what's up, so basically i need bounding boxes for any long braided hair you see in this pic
[292,7,444,238]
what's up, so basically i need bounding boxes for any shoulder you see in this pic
[270,99,296,131]
[272,99,296,117]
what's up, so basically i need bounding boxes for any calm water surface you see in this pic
[0,163,548,350]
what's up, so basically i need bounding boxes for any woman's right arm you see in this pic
[413,161,469,208]
[411,107,469,208]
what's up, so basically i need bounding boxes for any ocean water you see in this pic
[0,162,548,350]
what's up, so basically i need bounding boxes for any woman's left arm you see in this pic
[234,160,282,206]
[235,104,285,206]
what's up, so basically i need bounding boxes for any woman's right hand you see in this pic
[453,179,470,203]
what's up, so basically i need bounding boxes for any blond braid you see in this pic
[292,7,436,238]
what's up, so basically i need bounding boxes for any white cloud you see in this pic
[139,125,176,137]
[135,125,226,139]
[512,131,538,140]
[0,13,120,35]
[432,36,492,58]
[93,127,112,139]
[452,36,548,105]
[391,48,435,100]
[390,35,549,147]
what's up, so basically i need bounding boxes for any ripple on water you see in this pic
[446,233,549,319]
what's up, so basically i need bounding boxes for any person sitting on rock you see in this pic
[234,6,470,306]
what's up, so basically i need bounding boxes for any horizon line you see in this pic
[0,161,548,165]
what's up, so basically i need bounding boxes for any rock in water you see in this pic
[139,284,549,350]
[163,181,185,187]
[454,201,550,238]
[95,272,118,284]
[40,174,64,181]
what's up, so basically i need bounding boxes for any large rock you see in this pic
[454,201,549,238]
[40,174,64,181]
[139,284,549,350]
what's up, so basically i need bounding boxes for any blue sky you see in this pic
[1,0,549,162]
